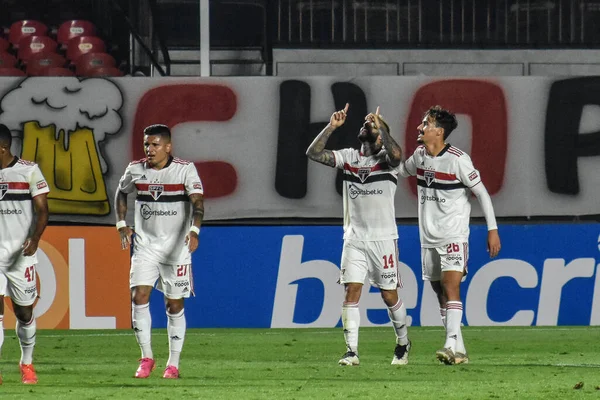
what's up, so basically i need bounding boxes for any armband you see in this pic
[116,220,127,230]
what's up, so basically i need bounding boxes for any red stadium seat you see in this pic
[36,67,75,77]
[66,36,106,61]
[0,67,26,76]
[0,52,17,67]
[0,37,9,51]
[75,52,116,75]
[26,53,68,75]
[9,20,48,48]
[81,66,123,77]
[17,36,58,63]
[57,20,96,48]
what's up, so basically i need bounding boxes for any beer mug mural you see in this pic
[0,77,123,215]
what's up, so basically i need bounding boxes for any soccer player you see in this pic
[0,123,49,384]
[306,104,411,366]
[395,105,501,365]
[115,124,204,379]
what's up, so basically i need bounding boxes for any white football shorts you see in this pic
[0,263,38,306]
[130,253,194,299]
[421,242,469,282]
[339,239,402,290]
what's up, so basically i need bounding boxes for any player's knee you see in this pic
[380,289,398,306]
[344,284,362,302]
[165,299,184,314]
[131,286,152,305]
[13,304,33,322]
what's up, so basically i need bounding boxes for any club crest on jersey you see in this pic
[0,183,7,200]
[357,167,371,183]
[424,170,435,186]
[148,184,164,200]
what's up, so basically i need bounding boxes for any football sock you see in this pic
[132,303,153,359]
[439,307,447,329]
[341,302,360,354]
[444,301,463,352]
[0,314,4,359]
[16,316,36,365]
[166,309,186,368]
[387,299,409,346]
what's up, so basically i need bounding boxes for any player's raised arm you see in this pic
[306,103,349,167]
[372,106,402,167]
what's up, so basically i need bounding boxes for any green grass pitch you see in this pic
[0,326,599,399]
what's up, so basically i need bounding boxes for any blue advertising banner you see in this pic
[148,224,600,327]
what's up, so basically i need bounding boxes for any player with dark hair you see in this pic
[306,104,411,366]
[396,105,501,365]
[115,123,204,379]
[0,123,49,384]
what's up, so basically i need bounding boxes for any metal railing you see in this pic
[275,0,600,46]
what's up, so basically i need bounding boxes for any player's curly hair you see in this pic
[425,106,457,140]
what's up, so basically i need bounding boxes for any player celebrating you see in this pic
[115,124,204,379]
[0,123,49,384]
[306,104,411,366]
[396,105,501,365]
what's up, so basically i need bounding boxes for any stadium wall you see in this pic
[0,76,598,328]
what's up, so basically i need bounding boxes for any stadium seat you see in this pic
[66,36,106,61]
[0,67,26,76]
[0,52,18,67]
[75,52,116,75]
[26,53,67,75]
[17,36,59,64]
[0,37,9,51]
[9,20,48,48]
[57,20,96,48]
[36,67,75,76]
[81,66,123,77]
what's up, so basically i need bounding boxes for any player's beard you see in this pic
[358,129,378,143]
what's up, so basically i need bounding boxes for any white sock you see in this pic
[387,299,409,345]
[439,307,447,329]
[341,302,360,354]
[166,309,186,368]
[444,301,464,353]
[0,314,4,359]
[132,303,153,359]
[16,316,36,365]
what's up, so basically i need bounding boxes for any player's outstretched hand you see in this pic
[185,231,199,253]
[119,226,134,250]
[22,236,40,256]
[329,103,349,128]
[487,229,501,258]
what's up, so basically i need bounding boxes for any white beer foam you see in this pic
[0,77,123,173]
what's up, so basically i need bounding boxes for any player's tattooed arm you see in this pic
[189,193,205,229]
[373,108,402,167]
[305,125,336,167]
[306,103,349,167]
[114,189,128,221]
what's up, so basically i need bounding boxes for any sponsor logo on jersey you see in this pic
[447,255,463,261]
[382,272,397,279]
[348,184,383,199]
[0,209,23,215]
[420,194,446,204]
[468,171,478,181]
[140,175,147,180]
[36,180,47,190]
[192,181,203,190]
[424,170,435,186]
[357,167,371,183]
[140,203,178,220]
[0,183,7,199]
[148,184,164,200]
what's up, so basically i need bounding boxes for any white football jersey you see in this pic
[0,157,49,268]
[118,157,204,264]
[399,144,482,247]
[332,148,400,241]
